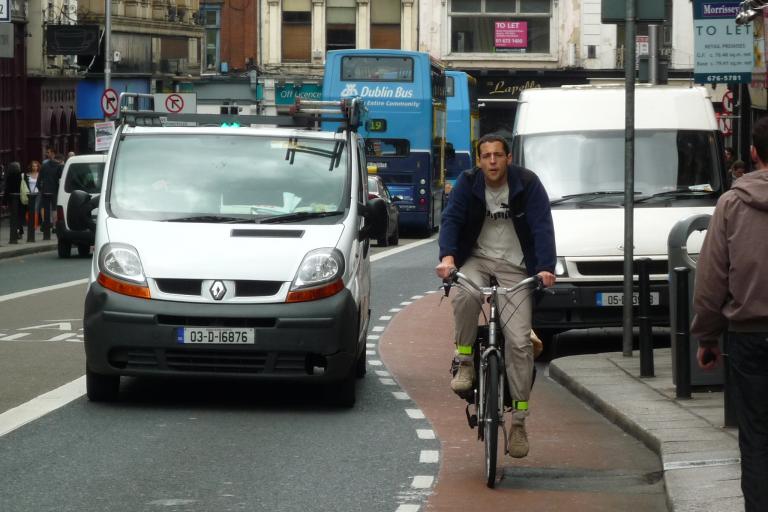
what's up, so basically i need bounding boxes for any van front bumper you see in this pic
[84,282,360,382]
[533,281,670,331]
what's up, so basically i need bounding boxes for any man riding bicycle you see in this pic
[435,133,556,458]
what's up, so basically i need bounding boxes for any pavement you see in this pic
[0,215,744,510]
[0,213,58,259]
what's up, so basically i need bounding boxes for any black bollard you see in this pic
[674,267,692,399]
[722,332,737,427]
[8,193,19,244]
[637,258,654,377]
[41,193,52,240]
[26,193,36,243]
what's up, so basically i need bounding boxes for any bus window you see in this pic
[365,139,410,157]
[341,56,414,81]
[446,76,455,97]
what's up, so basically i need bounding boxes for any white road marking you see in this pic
[375,370,390,377]
[420,450,439,463]
[425,290,438,294]
[416,429,435,439]
[395,505,420,512]
[411,476,434,489]
[366,350,376,355]
[0,376,86,437]
[410,295,424,300]
[47,333,80,342]
[0,333,31,341]
[372,326,385,332]
[367,334,380,340]
[368,359,383,366]
[366,343,375,348]
[389,308,402,313]
[399,301,412,306]
[19,321,73,331]
[370,238,436,262]
[392,391,409,400]
[663,458,741,471]
[379,315,392,321]
[379,378,396,386]
[405,409,425,419]
[0,279,88,303]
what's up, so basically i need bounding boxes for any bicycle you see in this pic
[443,270,545,488]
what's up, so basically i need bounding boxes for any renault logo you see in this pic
[209,281,227,301]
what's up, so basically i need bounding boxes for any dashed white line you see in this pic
[392,391,409,400]
[405,409,425,419]
[389,308,402,313]
[366,350,376,355]
[368,360,383,366]
[411,476,434,489]
[372,326,385,332]
[366,343,375,348]
[379,378,396,386]
[400,301,413,306]
[416,429,435,439]
[410,295,424,300]
[420,450,439,463]
[395,504,420,512]
[367,334,380,340]
[425,290,438,294]
[379,315,392,321]
[376,370,391,377]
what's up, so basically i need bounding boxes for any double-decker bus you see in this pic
[445,70,480,196]
[322,49,447,235]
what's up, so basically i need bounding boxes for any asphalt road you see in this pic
[0,238,668,511]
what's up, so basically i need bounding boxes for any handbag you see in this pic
[20,178,30,206]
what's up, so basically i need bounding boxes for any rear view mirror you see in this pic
[68,190,100,232]
[359,197,387,240]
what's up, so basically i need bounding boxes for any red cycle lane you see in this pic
[379,293,667,512]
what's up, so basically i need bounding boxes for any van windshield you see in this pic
[517,130,722,202]
[108,134,349,221]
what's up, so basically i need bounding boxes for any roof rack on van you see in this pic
[116,93,365,132]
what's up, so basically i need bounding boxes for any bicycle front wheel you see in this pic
[483,352,501,488]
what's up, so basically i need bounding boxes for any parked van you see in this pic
[512,85,725,345]
[68,96,387,407]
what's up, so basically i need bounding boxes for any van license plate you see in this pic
[176,327,255,344]
[596,292,660,307]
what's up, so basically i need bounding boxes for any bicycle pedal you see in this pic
[465,405,478,429]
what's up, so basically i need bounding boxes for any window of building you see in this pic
[616,0,673,69]
[449,0,552,54]
[203,7,220,72]
[371,0,400,49]
[327,0,356,52]
[283,0,311,62]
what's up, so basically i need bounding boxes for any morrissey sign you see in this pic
[694,0,753,83]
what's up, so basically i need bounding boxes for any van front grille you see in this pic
[111,348,310,375]
[575,260,668,276]
[154,279,282,297]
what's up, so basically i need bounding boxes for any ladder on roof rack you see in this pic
[116,93,365,132]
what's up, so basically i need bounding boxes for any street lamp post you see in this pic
[105,0,112,94]
[622,0,636,357]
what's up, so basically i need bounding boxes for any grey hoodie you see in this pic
[691,171,768,344]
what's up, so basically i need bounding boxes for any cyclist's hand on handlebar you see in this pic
[537,271,556,288]
[436,257,457,280]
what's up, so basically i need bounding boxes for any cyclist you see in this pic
[435,133,556,458]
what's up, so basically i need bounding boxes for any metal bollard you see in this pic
[8,193,19,244]
[674,267,692,399]
[722,332,737,427]
[41,193,52,240]
[637,258,654,377]
[26,193,36,243]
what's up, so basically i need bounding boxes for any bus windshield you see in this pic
[341,56,414,81]
[518,130,722,200]
[109,134,349,221]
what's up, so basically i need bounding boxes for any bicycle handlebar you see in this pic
[442,270,544,297]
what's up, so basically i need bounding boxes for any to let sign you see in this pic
[494,21,528,49]
[693,0,753,84]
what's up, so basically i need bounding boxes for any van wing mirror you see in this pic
[68,190,100,232]
[359,197,388,240]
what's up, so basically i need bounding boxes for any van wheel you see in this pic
[77,244,91,257]
[57,239,72,258]
[86,367,120,402]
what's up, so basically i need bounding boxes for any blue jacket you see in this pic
[438,165,557,276]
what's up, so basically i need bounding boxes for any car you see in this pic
[67,95,387,407]
[367,172,400,246]
[55,154,107,258]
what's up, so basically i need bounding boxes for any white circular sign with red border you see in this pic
[101,88,118,117]
[165,94,185,113]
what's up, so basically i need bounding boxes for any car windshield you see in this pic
[517,130,722,201]
[108,134,349,221]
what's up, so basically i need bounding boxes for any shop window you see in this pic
[202,6,221,72]
[371,0,400,49]
[327,0,356,52]
[283,0,311,62]
[450,0,552,54]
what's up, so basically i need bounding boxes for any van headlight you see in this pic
[287,248,345,303]
[554,257,568,277]
[96,243,150,299]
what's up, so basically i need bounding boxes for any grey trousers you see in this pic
[452,255,534,421]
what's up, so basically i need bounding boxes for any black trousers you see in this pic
[729,332,768,512]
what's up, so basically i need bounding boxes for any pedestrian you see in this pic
[3,162,25,237]
[727,159,746,188]
[42,146,55,165]
[24,160,42,233]
[435,133,556,459]
[37,153,64,232]
[691,116,768,512]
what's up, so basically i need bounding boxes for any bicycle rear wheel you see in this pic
[483,352,500,488]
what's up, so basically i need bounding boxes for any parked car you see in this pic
[367,172,400,246]
[55,154,107,258]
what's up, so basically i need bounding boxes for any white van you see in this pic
[68,97,387,407]
[512,85,724,343]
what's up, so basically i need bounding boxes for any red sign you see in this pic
[165,94,185,113]
[101,88,118,117]
[494,21,528,49]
